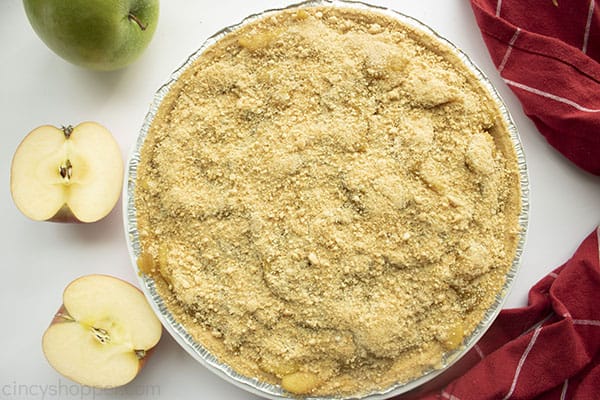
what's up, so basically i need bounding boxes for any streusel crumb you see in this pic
[136,6,521,397]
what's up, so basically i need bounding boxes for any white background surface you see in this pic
[1,1,600,399]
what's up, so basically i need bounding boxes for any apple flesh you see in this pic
[42,275,162,388]
[23,0,159,71]
[11,122,124,223]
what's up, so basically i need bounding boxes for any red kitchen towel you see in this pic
[417,227,600,400]
[470,0,600,175]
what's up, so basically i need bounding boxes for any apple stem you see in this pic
[56,312,74,322]
[61,125,73,139]
[128,12,147,31]
[135,349,147,360]
[59,159,73,181]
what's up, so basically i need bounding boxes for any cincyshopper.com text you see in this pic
[1,379,160,399]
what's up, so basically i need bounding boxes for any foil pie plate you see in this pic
[124,1,530,398]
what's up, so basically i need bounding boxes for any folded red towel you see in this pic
[470,0,600,175]
[415,227,600,399]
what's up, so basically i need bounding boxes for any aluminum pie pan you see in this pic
[123,0,530,398]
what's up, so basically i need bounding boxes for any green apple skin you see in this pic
[23,0,159,71]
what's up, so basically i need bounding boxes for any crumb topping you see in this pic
[135,6,521,397]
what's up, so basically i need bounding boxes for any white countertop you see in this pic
[2,1,600,399]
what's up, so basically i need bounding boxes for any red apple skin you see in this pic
[42,275,162,388]
[47,205,83,223]
[49,304,72,325]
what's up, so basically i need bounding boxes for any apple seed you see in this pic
[59,159,73,181]
[91,327,111,344]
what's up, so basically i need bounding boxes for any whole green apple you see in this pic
[23,0,159,71]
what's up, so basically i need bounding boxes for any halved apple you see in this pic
[10,122,123,223]
[42,275,162,388]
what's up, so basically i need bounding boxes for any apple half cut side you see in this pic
[42,275,163,388]
[10,122,123,223]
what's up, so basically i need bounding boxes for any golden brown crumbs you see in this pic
[135,6,521,397]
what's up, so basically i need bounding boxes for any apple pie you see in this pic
[135,5,522,397]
